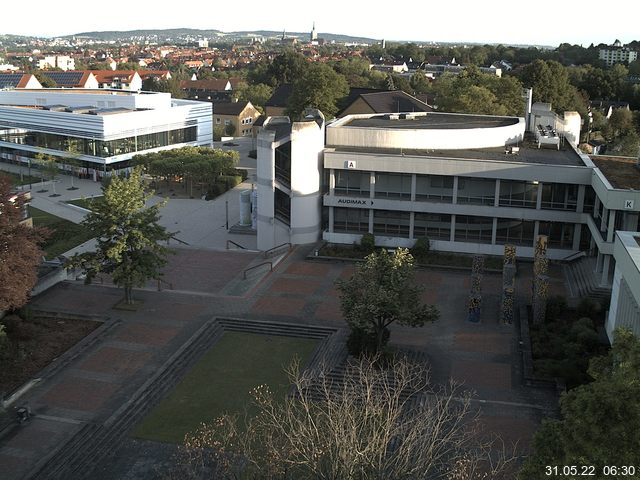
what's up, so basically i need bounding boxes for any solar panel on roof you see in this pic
[42,71,84,86]
[0,73,23,88]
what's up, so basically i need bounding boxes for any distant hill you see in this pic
[66,28,379,45]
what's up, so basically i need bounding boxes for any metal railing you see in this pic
[264,242,292,258]
[227,240,248,250]
[243,261,273,279]
[168,235,190,246]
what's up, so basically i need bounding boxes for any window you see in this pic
[457,177,496,205]
[333,207,369,233]
[495,218,535,246]
[374,173,411,199]
[274,188,290,224]
[499,180,538,209]
[216,117,221,124]
[538,221,575,249]
[540,183,578,211]
[224,120,231,126]
[454,215,493,244]
[415,174,453,203]
[373,210,410,237]
[414,213,451,240]
[335,170,370,197]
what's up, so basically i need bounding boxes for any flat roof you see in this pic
[345,113,519,130]
[332,137,585,167]
[590,155,640,190]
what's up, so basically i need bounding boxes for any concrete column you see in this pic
[369,172,375,199]
[368,208,374,233]
[450,214,456,242]
[625,212,639,231]
[607,210,616,243]
[533,221,540,248]
[601,255,611,287]
[596,251,603,273]
[452,176,459,204]
[410,174,416,202]
[572,223,582,251]
[536,182,543,210]
[494,179,500,207]
[409,212,415,240]
[576,184,585,213]
[491,217,498,244]
[594,196,601,218]
[328,206,334,233]
[600,207,608,232]
[329,169,335,195]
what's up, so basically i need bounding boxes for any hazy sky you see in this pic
[3,0,638,46]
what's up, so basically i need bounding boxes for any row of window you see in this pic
[0,127,197,158]
[333,171,582,212]
[331,207,578,249]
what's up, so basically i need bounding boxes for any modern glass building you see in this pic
[0,89,213,178]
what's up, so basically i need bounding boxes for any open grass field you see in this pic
[66,196,104,210]
[132,332,318,444]
[0,169,42,186]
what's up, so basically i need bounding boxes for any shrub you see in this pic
[236,168,249,181]
[359,233,376,254]
[2,314,22,335]
[545,295,568,322]
[219,175,242,189]
[346,327,390,357]
[410,237,430,262]
[577,297,600,319]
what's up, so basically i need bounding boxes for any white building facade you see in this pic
[0,89,213,177]
[606,231,640,341]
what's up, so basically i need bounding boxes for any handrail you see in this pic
[227,240,247,250]
[243,261,273,279]
[169,235,189,246]
[264,242,292,258]
[561,251,586,262]
[157,278,174,291]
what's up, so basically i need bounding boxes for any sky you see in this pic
[2,0,638,47]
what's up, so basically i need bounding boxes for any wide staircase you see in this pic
[563,256,612,303]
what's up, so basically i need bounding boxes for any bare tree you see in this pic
[170,355,518,480]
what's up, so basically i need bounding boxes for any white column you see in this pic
[409,212,415,240]
[491,217,498,245]
[450,214,456,242]
[328,206,334,233]
[452,176,459,204]
[410,174,416,202]
[607,210,616,243]
[576,184,585,213]
[494,179,500,207]
[601,255,611,286]
[536,182,543,210]
[572,223,582,251]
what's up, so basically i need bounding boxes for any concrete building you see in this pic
[606,231,640,341]
[37,55,75,71]
[598,40,638,66]
[91,70,143,91]
[0,89,212,178]
[256,108,640,290]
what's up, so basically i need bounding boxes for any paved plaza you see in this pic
[0,241,563,479]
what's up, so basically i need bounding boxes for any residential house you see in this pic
[213,101,261,137]
[264,83,293,117]
[338,89,433,117]
[91,70,143,91]
[0,73,42,89]
[40,71,99,89]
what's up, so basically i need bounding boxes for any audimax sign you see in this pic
[336,198,373,207]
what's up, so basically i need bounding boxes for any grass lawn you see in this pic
[0,169,42,186]
[132,332,318,444]
[66,196,104,210]
[28,206,94,258]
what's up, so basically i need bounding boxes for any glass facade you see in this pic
[454,215,493,243]
[275,142,291,188]
[457,177,496,206]
[499,180,538,209]
[415,174,453,203]
[333,207,369,233]
[0,127,197,158]
[274,188,290,224]
[374,173,411,199]
[334,170,370,196]
[496,218,536,246]
[373,210,410,237]
[538,221,575,249]
[414,213,451,240]
[540,183,578,211]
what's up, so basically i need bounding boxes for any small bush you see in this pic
[545,295,568,322]
[577,297,600,319]
[347,327,390,357]
[219,175,242,189]
[359,233,376,254]
[411,237,431,262]
[236,168,249,181]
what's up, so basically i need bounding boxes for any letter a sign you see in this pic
[624,199,634,209]
[346,160,357,169]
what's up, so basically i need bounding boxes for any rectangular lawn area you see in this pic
[132,331,318,444]
[66,196,104,210]
[29,206,94,258]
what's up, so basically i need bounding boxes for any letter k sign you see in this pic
[624,200,634,209]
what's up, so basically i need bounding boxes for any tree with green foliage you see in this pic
[287,62,349,119]
[0,174,46,312]
[248,51,308,87]
[69,168,172,304]
[33,71,57,88]
[336,248,439,354]
[232,82,273,113]
[519,328,640,479]
[141,77,185,99]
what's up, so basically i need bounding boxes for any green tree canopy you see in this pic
[70,168,172,304]
[519,329,640,479]
[233,82,273,113]
[287,62,349,119]
[336,248,439,353]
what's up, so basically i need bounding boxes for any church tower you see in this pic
[310,22,318,42]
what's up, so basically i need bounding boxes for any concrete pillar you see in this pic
[368,208,373,233]
[410,174,416,202]
[596,251,603,273]
[328,206,334,233]
[533,221,540,248]
[625,212,639,231]
[492,217,498,245]
[601,255,611,287]
[452,176,459,204]
[494,179,501,207]
[409,212,415,240]
[329,169,335,194]
[369,172,375,199]
[572,223,582,251]
[600,207,608,232]
[576,184,585,213]
[536,182,543,210]
[607,210,616,243]
[450,214,456,242]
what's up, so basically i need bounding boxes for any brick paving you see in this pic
[0,246,564,479]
